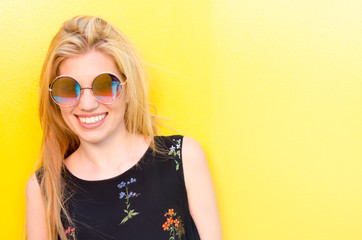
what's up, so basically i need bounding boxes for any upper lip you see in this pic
[75,113,108,118]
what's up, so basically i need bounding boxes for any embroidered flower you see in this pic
[118,177,137,190]
[162,208,185,239]
[175,139,181,149]
[64,226,76,240]
[118,177,140,224]
[168,209,175,216]
[168,138,182,171]
[117,181,126,189]
[119,192,126,199]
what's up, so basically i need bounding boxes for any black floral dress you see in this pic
[37,135,200,240]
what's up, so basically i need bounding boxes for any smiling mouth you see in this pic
[77,113,107,124]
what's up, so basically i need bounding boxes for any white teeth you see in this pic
[78,114,106,124]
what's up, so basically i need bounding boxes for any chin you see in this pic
[77,132,109,145]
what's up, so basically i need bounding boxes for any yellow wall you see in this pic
[1,0,361,239]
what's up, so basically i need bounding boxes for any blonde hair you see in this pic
[36,15,157,240]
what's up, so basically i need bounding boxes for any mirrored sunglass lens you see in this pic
[51,77,80,105]
[93,74,122,103]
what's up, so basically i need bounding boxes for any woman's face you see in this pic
[58,49,128,145]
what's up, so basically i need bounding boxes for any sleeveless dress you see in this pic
[36,135,200,240]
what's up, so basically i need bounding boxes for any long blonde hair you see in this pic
[36,15,157,240]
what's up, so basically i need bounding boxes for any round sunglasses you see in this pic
[49,72,127,107]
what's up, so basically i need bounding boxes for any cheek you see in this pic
[111,98,127,120]
[114,104,126,119]
[60,108,75,129]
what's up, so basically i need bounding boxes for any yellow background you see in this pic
[0,0,361,239]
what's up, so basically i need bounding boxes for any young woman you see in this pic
[25,15,221,240]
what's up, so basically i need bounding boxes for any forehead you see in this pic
[58,50,120,83]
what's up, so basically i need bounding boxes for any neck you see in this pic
[68,128,150,175]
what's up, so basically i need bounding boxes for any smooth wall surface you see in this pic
[1,0,361,239]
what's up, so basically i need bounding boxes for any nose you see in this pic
[78,88,99,111]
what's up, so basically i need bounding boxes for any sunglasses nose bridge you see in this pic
[77,87,99,109]
[78,87,94,99]
[80,87,93,91]
[78,87,94,96]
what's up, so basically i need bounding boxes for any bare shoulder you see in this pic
[181,136,222,239]
[25,174,41,198]
[181,136,211,196]
[182,136,208,167]
[25,173,47,240]
[181,136,211,186]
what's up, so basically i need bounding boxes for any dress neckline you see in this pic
[62,144,153,185]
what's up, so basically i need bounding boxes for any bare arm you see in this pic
[182,136,222,240]
[25,174,48,240]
